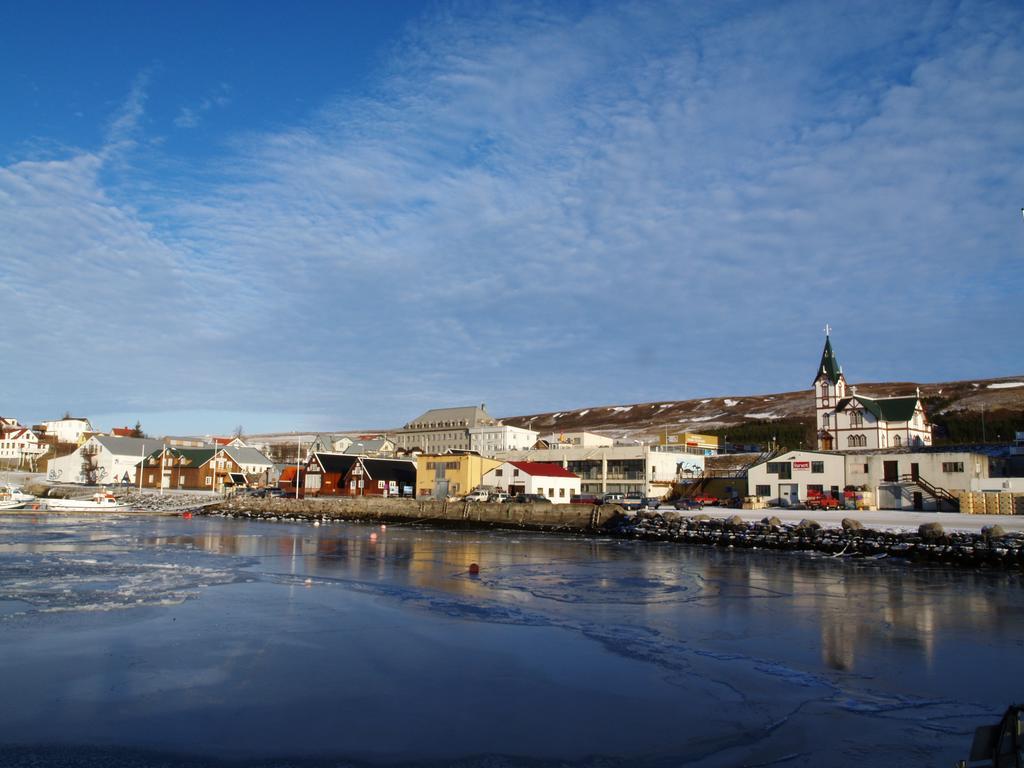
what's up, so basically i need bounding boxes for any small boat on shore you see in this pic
[2,484,36,504]
[45,492,128,512]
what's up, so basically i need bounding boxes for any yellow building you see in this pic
[415,454,502,499]
[658,432,720,454]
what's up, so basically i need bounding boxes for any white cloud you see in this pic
[2,0,1022,428]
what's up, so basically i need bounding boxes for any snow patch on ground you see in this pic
[610,406,633,413]
[723,399,740,407]
[744,412,778,419]
[551,413,563,419]
[682,415,722,422]
[987,382,1024,389]
[700,399,711,404]
[577,409,589,417]
[657,403,675,409]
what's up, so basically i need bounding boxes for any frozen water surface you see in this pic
[0,513,1021,767]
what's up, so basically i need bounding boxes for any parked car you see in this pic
[642,497,662,509]
[673,497,704,511]
[692,494,719,506]
[570,493,602,505]
[509,493,552,504]
[463,490,490,502]
[489,491,509,503]
[602,493,625,505]
[621,493,646,511]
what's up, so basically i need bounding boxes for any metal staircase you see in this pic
[899,473,960,511]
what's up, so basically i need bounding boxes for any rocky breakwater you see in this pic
[207,495,619,532]
[610,511,1024,570]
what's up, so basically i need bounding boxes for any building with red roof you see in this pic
[483,460,581,503]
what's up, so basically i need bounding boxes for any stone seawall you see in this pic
[614,512,1024,570]
[209,496,617,531]
[205,499,1024,570]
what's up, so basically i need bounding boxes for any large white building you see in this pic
[393,405,497,454]
[38,417,94,445]
[469,425,539,456]
[747,450,847,506]
[494,445,701,498]
[814,334,932,451]
[482,461,581,503]
[47,435,164,485]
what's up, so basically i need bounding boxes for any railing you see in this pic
[898,473,960,510]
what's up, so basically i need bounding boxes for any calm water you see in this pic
[0,513,1021,767]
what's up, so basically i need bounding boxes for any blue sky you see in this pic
[2,0,1022,436]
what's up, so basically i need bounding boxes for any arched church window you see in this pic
[848,435,856,447]
[894,435,902,447]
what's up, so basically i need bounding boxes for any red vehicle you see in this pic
[805,491,840,510]
[692,495,719,506]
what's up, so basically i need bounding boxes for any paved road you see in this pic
[661,505,1024,533]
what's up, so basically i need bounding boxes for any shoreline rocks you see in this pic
[197,497,1024,572]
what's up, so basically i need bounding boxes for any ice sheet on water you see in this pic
[0,553,241,614]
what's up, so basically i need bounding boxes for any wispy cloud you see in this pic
[2,0,1022,431]
[174,82,231,129]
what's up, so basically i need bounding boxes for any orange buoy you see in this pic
[468,563,480,575]
[182,512,192,519]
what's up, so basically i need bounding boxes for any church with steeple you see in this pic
[813,330,933,451]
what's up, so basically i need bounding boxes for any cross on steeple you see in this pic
[824,323,831,336]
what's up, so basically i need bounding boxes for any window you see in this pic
[766,462,791,479]
[820,383,829,404]
[756,485,770,497]
[495,469,503,477]
[863,463,869,473]
[548,488,554,497]
[941,462,964,473]
[205,476,212,486]
[822,413,830,428]
[559,488,565,497]
[894,435,902,447]
[847,435,857,448]
[850,411,863,427]
[513,469,520,477]
[883,460,899,482]
[811,461,824,474]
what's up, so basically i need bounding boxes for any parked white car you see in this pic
[463,490,490,502]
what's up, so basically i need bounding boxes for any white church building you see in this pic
[814,333,933,452]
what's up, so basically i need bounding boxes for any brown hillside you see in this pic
[500,376,1024,441]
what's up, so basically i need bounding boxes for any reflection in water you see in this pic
[0,513,1020,767]
[129,517,1022,674]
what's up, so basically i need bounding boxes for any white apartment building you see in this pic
[469,425,539,456]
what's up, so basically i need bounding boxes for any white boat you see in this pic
[2,484,36,503]
[45,492,128,512]
[0,489,28,510]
